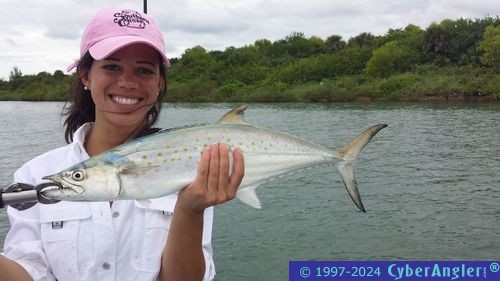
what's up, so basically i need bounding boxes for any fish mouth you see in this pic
[41,175,84,195]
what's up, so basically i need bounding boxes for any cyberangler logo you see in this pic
[113,10,150,29]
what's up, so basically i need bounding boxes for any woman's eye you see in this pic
[102,64,121,71]
[137,67,155,75]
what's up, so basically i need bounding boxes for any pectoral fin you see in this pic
[119,161,160,177]
[236,185,262,209]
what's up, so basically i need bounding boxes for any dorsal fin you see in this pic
[217,104,248,124]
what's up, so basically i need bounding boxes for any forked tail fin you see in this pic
[337,124,387,212]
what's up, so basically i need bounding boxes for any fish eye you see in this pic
[71,170,85,181]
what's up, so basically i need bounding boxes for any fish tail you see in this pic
[337,124,387,212]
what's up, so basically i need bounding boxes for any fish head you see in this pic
[41,161,121,201]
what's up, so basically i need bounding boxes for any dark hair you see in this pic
[63,51,168,143]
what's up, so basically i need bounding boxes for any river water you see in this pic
[0,102,499,280]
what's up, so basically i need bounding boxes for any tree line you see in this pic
[1,17,500,102]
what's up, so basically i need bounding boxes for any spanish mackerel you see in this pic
[42,105,386,212]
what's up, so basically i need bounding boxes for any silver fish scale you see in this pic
[116,123,337,161]
[111,123,338,199]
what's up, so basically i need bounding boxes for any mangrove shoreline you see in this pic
[2,17,500,103]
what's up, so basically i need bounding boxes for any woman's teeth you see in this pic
[112,95,140,105]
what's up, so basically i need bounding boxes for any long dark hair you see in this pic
[63,51,167,143]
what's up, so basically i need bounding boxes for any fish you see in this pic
[41,104,386,212]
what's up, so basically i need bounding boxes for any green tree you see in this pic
[53,70,66,81]
[308,36,325,56]
[366,41,420,77]
[478,25,500,69]
[169,45,215,81]
[0,78,8,91]
[324,35,346,53]
[223,45,258,67]
[423,21,451,64]
[255,39,272,50]
[9,66,24,90]
[423,18,495,65]
[282,31,324,58]
[347,32,377,47]
[333,46,374,75]
[265,38,294,66]
[441,18,485,64]
[9,66,22,81]
[379,24,424,49]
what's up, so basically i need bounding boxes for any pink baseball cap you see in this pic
[67,7,169,72]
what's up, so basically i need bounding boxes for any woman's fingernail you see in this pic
[201,147,209,154]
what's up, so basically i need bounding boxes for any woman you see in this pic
[0,7,244,281]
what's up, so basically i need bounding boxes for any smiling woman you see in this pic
[80,44,165,155]
[1,7,244,281]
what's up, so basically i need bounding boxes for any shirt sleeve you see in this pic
[3,167,56,281]
[202,206,215,281]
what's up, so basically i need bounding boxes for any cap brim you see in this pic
[66,61,78,72]
[66,35,169,72]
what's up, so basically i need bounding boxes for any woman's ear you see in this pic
[79,70,90,89]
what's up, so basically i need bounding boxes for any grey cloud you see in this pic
[162,16,249,34]
[1,0,500,79]
[44,25,81,40]
[5,38,17,47]
[153,1,251,35]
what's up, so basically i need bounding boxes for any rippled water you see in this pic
[1,102,499,280]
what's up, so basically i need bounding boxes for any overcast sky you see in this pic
[1,0,499,80]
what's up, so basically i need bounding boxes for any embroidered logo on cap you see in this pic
[113,10,150,29]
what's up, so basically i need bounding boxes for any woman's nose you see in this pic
[118,71,139,89]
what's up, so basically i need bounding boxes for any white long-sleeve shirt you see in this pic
[4,123,215,281]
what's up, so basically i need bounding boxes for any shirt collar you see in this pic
[73,122,94,159]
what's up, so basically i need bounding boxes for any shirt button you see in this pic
[112,212,120,218]
[102,262,111,270]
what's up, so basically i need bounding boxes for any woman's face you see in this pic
[82,44,164,131]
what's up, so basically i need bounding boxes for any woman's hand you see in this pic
[175,143,245,215]
[161,143,244,281]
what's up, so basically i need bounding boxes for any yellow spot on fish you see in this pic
[142,155,148,160]
[183,148,188,152]
[178,157,182,161]
[158,152,163,157]
[189,156,193,160]
[227,138,231,142]
[171,158,176,162]
[166,144,171,149]
[148,162,152,167]
[173,149,178,153]
[251,142,255,146]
